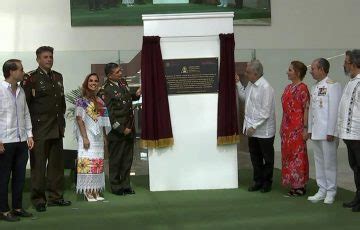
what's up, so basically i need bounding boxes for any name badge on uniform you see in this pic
[318,87,327,96]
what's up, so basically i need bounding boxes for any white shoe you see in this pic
[307,192,326,203]
[217,4,223,7]
[93,191,105,201]
[223,4,228,7]
[324,196,335,204]
[85,192,97,202]
[96,196,105,201]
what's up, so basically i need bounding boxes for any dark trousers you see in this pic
[344,139,360,195]
[104,0,118,7]
[248,136,275,187]
[30,138,64,206]
[108,138,134,193]
[0,142,28,212]
[88,0,101,10]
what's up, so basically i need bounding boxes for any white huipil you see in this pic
[74,97,111,193]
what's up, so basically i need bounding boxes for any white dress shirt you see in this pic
[0,80,32,143]
[236,76,276,138]
[308,76,342,140]
[337,74,360,140]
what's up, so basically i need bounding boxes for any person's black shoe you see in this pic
[352,203,360,212]
[47,199,72,207]
[0,212,20,222]
[35,203,46,212]
[343,200,359,208]
[260,186,272,193]
[343,195,360,208]
[11,209,33,217]
[123,188,135,195]
[113,189,125,196]
[248,183,262,192]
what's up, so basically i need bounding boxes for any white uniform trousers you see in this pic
[311,139,339,197]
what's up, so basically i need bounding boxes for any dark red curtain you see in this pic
[140,36,174,148]
[217,33,240,145]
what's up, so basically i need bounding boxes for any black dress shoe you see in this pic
[123,188,135,195]
[260,186,272,193]
[47,199,72,207]
[352,203,360,212]
[12,209,33,217]
[343,195,360,208]
[0,212,20,222]
[113,189,125,196]
[35,203,46,212]
[248,184,262,192]
[343,200,359,208]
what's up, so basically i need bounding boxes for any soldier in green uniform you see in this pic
[98,63,141,195]
[22,46,71,212]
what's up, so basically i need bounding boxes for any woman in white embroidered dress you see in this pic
[75,73,111,201]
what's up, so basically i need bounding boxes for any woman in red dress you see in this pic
[281,61,310,196]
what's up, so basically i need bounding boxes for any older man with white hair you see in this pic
[236,59,276,193]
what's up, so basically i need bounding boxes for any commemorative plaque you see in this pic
[164,58,218,95]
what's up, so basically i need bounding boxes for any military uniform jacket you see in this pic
[308,76,342,140]
[21,67,66,140]
[98,79,139,141]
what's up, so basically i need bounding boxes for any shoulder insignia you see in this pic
[23,70,37,85]
[52,70,62,76]
[101,82,111,89]
[26,70,36,76]
[326,78,336,84]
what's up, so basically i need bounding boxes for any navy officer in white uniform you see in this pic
[307,58,342,204]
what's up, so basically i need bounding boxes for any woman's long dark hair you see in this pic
[82,73,99,98]
[81,73,100,112]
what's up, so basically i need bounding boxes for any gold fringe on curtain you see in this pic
[140,138,174,149]
[217,134,240,145]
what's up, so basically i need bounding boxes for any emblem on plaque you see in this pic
[181,66,188,74]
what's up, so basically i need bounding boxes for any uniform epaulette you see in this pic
[52,70,62,76]
[326,78,336,84]
[25,70,36,76]
[22,70,36,86]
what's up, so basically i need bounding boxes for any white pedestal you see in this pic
[142,12,237,191]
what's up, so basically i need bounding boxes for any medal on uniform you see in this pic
[318,87,327,96]
[32,89,36,97]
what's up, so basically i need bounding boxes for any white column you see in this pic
[143,12,238,191]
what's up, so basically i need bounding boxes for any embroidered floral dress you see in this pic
[281,83,310,188]
[75,97,111,193]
